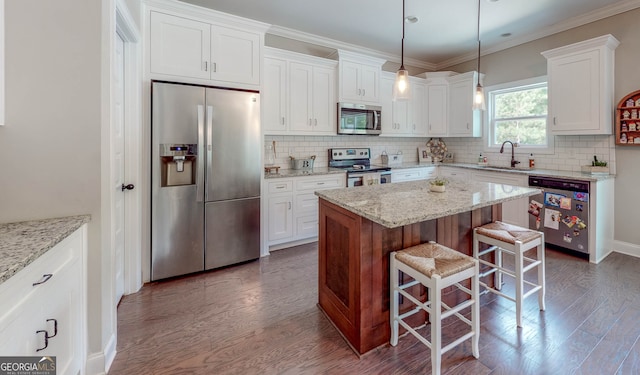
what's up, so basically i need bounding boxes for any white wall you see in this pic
[0,0,105,359]
[444,8,640,248]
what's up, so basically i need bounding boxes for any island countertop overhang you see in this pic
[315,180,540,229]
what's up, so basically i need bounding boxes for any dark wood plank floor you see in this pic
[110,244,640,375]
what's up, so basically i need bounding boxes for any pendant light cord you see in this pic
[401,0,405,69]
[476,0,481,74]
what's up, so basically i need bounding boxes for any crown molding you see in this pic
[267,25,437,71]
[436,0,640,70]
[145,0,270,32]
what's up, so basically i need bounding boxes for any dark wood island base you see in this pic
[317,198,501,355]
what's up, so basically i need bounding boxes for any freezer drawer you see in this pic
[151,185,204,280]
[205,197,260,269]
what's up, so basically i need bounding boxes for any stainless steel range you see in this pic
[329,148,391,187]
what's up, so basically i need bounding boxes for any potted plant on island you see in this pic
[429,178,448,193]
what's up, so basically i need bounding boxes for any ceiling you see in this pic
[180,0,640,69]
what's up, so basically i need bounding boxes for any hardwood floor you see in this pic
[110,244,640,374]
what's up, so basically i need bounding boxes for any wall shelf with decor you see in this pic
[616,89,640,145]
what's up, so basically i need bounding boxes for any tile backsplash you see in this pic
[265,134,617,174]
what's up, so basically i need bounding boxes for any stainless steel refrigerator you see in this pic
[151,81,261,281]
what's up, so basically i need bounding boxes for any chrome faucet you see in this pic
[499,141,520,168]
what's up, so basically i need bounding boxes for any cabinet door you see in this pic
[380,76,410,136]
[289,62,314,132]
[427,84,448,136]
[311,66,336,134]
[268,195,294,241]
[411,82,427,135]
[380,77,396,135]
[547,50,602,134]
[359,63,380,103]
[340,60,361,102]
[150,12,211,79]
[449,79,474,136]
[263,57,288,133]
[210,25,260,85]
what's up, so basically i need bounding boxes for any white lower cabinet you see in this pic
[438,166,470,181]
[391,167,436,183]
[266,174,345,248]
[0,225,86,375]
[470,170,529,228]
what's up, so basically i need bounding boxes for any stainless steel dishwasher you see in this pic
[528,176,590,255]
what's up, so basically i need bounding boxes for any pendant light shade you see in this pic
[393,0,411,101]
[472,0,486,111]
[393,68,410,101]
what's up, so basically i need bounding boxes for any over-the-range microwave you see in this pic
[337,102,381,135]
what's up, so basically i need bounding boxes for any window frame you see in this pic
[484,76,554,154]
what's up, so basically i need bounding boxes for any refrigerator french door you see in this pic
[151,81,261,281]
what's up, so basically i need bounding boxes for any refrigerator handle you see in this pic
[196,105,205,202]
[205,105,214,201]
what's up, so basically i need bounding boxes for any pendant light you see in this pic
[393,0,411,101]
[473,0,486,111]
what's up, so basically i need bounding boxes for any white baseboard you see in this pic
[85,351,106,375]
[613,240,640,258]
[85,333,117,375]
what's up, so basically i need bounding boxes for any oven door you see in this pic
[347,172,386,187]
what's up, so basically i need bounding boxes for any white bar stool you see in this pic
[390,242,480,375]
[472,221,546,327]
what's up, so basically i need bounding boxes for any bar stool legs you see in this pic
[390,242,480,375]
[473,221,545,328]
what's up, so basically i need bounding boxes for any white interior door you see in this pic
[113,31,126,305]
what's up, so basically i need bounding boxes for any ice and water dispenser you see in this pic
[160,144,197,187]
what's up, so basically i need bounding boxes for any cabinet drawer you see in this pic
[296,176,344,191]
[296,214,319,238]
[0,228,81,309]
[439,168,469,180]
[295,192,319,213]
[393,169,422,181]
[268,180,293,194]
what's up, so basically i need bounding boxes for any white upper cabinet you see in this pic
[337,50,385,104]
[149,9,267,88]
[447,71,482,137]
[289,62,336,133]
[380,74,427,137]
[426,81,449,137]
[263,48,337,135]
[150,12,211,80]
[411,81,427,136]
[263,57,288,132]
[210,25,261,85]
[542,34,619,135]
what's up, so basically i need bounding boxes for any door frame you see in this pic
[115,0,143,296]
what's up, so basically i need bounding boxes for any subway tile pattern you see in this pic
[0,215,90,284]
[265,134,616,175]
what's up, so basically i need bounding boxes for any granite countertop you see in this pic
[441,163,615,181]
[315,179,539,229]
[0,215,91,284]
[264,167,345,179]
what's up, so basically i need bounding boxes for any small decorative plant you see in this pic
[591,155,607,167]
[429,178,448,192]
[430,178,448,186]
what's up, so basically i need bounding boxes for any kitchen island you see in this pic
[315,179,539,355]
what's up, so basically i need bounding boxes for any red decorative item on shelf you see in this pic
[616,89,640,145]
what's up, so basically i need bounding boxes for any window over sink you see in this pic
[486,76,553,153]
